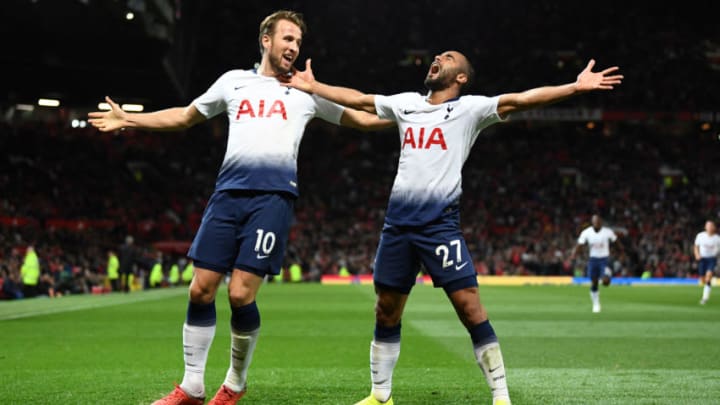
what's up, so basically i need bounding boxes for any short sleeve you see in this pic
[312,95,344,125]
[577,230,587,245]
[609,229,618,242]
[695,233,702,245]
[192,72,231,119]
[466,95,504,132]
[374,94,399,121]
[375,93,418,122]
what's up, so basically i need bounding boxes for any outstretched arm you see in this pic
[285,59,378,114]
[497,59,623,119]
[569,244,583,261]
[612,236,625,256]
[340,109,396,131]
[88,96,206,132]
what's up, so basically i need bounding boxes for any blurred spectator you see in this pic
[107,249,120,291]
[118,235,137,293]
[1,267,23,300]
[168,257,180,286]
[148,251,164,288]
[20,245,40,298]
[181,258,195,285]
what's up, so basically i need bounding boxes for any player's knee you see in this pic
[458,301,486,326]
[228,285,255,307]
[189,280,217,304]
[375,301,401,326]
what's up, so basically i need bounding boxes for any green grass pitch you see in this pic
[1,283,719,404]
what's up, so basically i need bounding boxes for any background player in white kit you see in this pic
[284,53,622,405]
[569,215,621,313]
[89,10,391,405]
[694,220,720,305]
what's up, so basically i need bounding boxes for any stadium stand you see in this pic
[1,1,719,296]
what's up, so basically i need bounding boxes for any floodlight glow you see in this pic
[16,104,34,112]
[121,103,144,112]
[98,102,111,110]
[126,12,135,20]
[38,98,60,107]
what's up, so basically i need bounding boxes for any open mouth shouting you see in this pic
[427,62,440,78]
[281,52,295,68]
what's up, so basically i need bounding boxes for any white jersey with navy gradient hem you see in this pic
[577,226,618,258]
[695,231,720,258]
[192,69,344,196]
[374,92,503,226]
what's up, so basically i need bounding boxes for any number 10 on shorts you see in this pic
[255,229,277,258]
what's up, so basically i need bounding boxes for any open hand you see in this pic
[88,96,127,132]
[575,59,623,91]
[278,59,315,93]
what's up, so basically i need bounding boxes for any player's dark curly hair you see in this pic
[458,54,476,94]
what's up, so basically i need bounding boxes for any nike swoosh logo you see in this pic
[488,366,501,373]
[455,262,468,271]
[234,86,242,90]
[402,110,415,114]
[256,254,270,259]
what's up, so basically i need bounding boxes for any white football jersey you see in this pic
[374,93,503,225]
[192,69,344,196]
[694,231,720,258]
[577,226,617,258]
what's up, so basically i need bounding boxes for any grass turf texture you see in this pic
[1,284,719,404]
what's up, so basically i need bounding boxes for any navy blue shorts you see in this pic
[699,257,717,276]
[587,257,609,279]
[187,190,294,276]
[373,209,477,294]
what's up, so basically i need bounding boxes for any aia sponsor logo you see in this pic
[235,99,287,120]
[402,127,447,150]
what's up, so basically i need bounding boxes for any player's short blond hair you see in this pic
[258,10,306,55]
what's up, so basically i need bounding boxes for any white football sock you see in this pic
[222,327,260,393]
[475,342,510,401]
[370,340,400,402]
[590,290,600,306]
[702,284,711,301]
[180,323,216,398]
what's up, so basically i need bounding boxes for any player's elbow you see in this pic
[368,120,396,132]
[178,105,205,130]
[358,117,394,132]
[350,95,377,115]
[497,94,525,118]
[341,110,386,131]
[508,93,532,111]
[177,119,194,130]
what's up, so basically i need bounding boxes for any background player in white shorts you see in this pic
[283,52,622,405]
[569,214,621,313]
[694,220,720,304]
[89,10,391,405]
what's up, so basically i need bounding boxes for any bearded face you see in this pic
[261,19,302,75]
[424,59,464,91]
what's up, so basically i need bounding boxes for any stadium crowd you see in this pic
[1,115,717,299]
[2,1,720,298]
